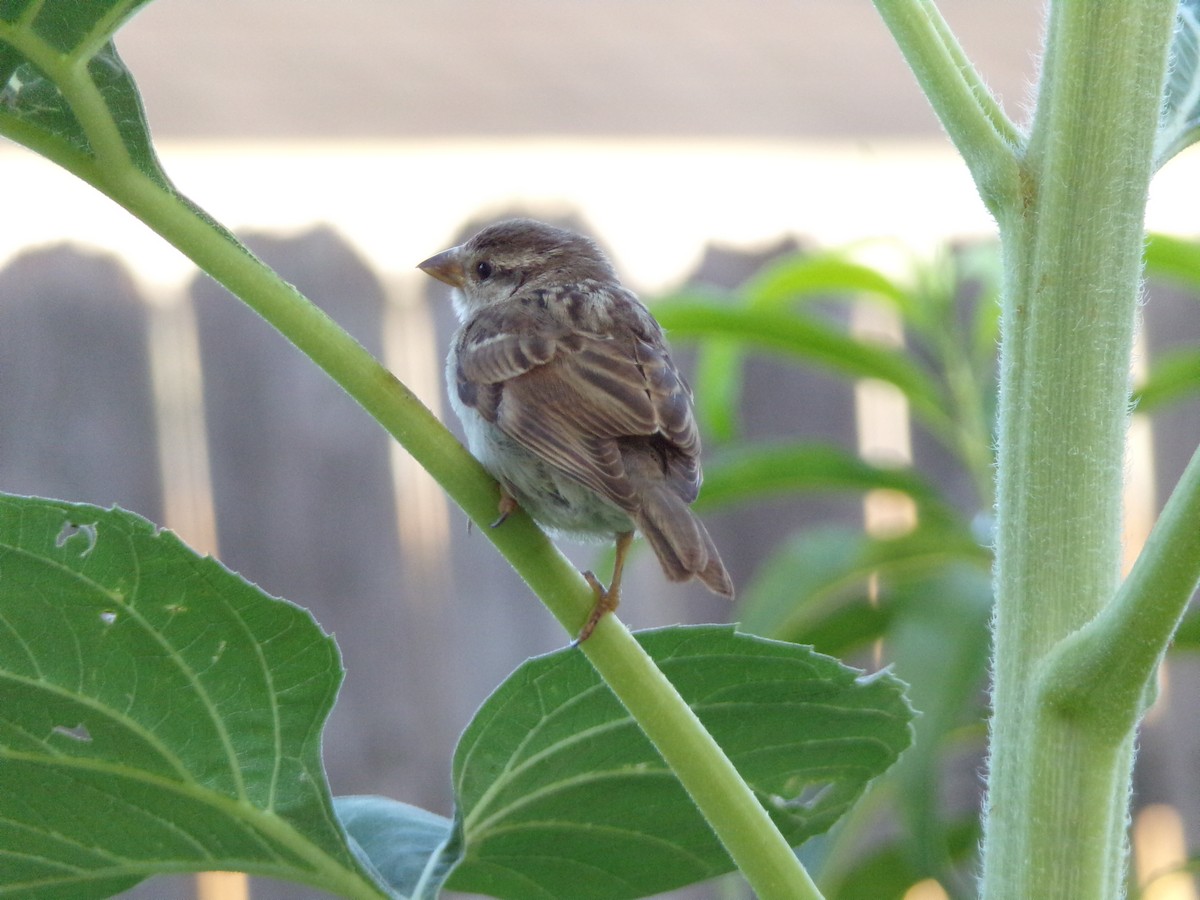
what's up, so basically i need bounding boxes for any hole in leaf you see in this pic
[99,611,117,626]
[56,520,97,557]
[52,723,92,743]
[771,781,835,812]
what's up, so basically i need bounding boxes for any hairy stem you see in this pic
[877,0,1182,895]
[872,0,1022,215]
[984,2,1177,897]
[1042,440,1200,737]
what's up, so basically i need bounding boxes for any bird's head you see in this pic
[418,218,617,319]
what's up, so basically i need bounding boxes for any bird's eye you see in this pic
[475,261,493,280]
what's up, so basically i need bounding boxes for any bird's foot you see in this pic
[490,490,519,528]
[574,571,620,644]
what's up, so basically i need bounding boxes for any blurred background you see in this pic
[2,1,1199,898]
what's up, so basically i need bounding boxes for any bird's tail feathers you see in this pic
[636,488,734,598]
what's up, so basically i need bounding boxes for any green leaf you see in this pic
[740,252,912,314]
[692,339,745,442]
[657,253,911,317]
[738,524,989,649]
[651,300,949,431]
[335,797,455,900]
[1135,346,1200,411]
[0,495,386,899]
[1145,232,1200,290]
[883,567,992,886]
[1156,0,1200,168]
[0,1,168,185]
[420,626,913,900]
[699,443,953,519]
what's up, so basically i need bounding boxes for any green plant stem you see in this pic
[1042,439,1200,736]
[582,619,824,900]
[1,17,826,894]
[877,0,1183,896]
[871,0,1022,215]
[53,142,822,900]
[984,2,1178,898]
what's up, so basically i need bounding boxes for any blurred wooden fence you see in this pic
[2,147,1199,899]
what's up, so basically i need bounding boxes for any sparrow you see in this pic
[418,218,733,640]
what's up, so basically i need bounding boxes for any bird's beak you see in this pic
[417,246,466,288]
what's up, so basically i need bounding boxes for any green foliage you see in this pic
[2,0,1199,898]
[651,246,1001,896]
[0,5,922,898]
[0,1,161,177]
[418,628,909,900]
[652,229,1200,896]
[0,496,384,899]
[0,495,913,899]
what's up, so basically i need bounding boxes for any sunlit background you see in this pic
[2,2,1199,898]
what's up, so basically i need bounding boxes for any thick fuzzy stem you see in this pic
[983,3,1177,897]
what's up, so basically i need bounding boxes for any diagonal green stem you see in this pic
[872,0,1022,215]
[1,33,824,894]
[1041,439,1200,735]
[90,167,820,900]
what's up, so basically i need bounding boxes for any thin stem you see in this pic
[872,0,1022,215]
[0,21,826,895]
[582,619,824,900]
[82,161,822,900]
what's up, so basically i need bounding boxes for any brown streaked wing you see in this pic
[557,338,661,436]
[498,365,639,511]
[631,337,700,456]
[455,305,563,385]
[496,332,703,514]
[461,294,706,515]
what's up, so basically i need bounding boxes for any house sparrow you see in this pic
[418,218,733,640]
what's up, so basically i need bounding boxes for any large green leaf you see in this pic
[0,495,386,899]
[0,1,165,183]
[351,626,912,900]
[0,0,238,246]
